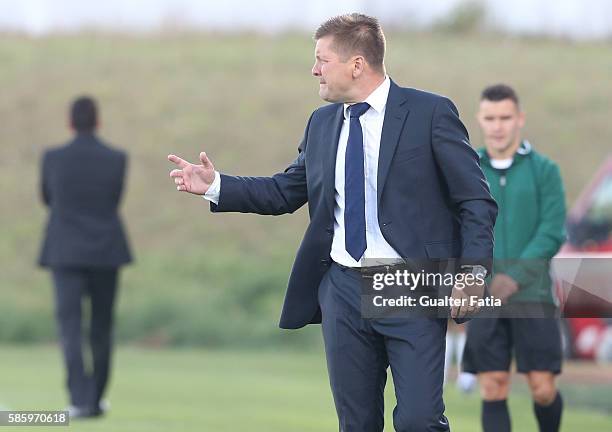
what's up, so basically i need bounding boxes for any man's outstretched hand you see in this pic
[168,152,216,195]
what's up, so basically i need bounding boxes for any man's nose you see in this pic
[312,64,320,77]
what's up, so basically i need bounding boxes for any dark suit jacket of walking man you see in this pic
[39,96,132,418]
[169,14,497,431]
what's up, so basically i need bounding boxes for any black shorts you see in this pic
[463,316,562,374]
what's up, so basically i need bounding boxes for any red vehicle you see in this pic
[553,156,612,360]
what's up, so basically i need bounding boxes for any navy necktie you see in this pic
[345,102,370,261]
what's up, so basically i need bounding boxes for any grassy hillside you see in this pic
[0,32,611,344]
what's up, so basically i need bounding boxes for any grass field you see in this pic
[0,344,610,431]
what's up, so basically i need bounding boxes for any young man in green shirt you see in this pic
[463,84,566,432]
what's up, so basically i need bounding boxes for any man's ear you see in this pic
[352,55,365,78]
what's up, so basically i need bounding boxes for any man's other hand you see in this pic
[168,152,216,195]
[489,274,519,303]
[450,275,486,319]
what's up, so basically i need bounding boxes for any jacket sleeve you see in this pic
[431,97,498,273]
[506,160,566,287]
[210,113,312,216]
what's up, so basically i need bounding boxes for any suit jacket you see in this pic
[211,80,497,329]
[39,133,132,268]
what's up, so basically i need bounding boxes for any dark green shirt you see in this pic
[478,141,566,303]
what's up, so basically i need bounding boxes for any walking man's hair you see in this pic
[481,84,520,107]
[71,96,98,132]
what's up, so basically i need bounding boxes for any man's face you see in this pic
[477,99,525,155]
[312,36,355,103]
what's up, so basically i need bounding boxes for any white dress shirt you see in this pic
[330,76,401,267]
[203,76,402,267]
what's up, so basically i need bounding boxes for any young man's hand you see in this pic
[489,274,519,303]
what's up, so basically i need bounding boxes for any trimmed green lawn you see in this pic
[0,345,610,431]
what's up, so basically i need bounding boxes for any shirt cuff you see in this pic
[202,171,221,205]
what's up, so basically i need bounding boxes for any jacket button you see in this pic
[321,259,330,267]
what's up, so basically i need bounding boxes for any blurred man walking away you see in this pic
[39,96,132,418]
[463,84,566,432]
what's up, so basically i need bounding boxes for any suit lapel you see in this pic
[377,81,410,203]
[322,104,345,218]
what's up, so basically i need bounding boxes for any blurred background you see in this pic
[0,0,610,430]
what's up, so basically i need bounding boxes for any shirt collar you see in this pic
[343,75,390,119]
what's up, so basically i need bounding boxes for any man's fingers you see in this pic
[199,152,211,167]
[169,169,183,178]
[457,303,465,318]
[450,291,461,318]
[168,154,189,168]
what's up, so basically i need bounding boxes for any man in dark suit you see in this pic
[39,96,132,418]
[169,14,496,431]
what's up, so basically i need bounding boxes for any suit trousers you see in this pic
[51,268,118,409]
[318,263,450,432]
